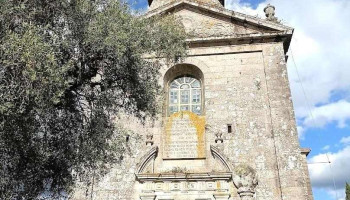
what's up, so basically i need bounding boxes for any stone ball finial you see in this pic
[232,164,258,200]
[264,4,279,23]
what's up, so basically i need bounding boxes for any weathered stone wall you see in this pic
[262,43,310,200]
[72,42,312,200]
[191,44,283,199]
[72,3,313,200]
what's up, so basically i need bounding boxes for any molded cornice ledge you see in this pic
[143,0,293,52]
[144,0,293,32]
[187,31,292,52]
[136,172,232,182]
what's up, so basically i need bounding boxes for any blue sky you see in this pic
[130,0,350,199]
[129,0,262,9]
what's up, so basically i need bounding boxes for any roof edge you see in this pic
[301,148,311,157]
[144,0,294,32]
[148,0,225,8]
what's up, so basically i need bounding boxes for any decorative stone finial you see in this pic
[207,124,224,144]
[232,164,258,200]
[146,133,154,146]
[215,130,223,144]
[264,4,279,23]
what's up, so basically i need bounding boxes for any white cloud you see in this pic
[322,145,330,151]
[308,146,350,190]
[303,100,350,128]
[340,136,350,144]
[327,188,346,200]
[297,125,305,140]
[225,0,350,128]
[225,0,265,16]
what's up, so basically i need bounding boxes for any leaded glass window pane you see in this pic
[192,105,201,115]
[170,106,178,114]
[192,89,200,103]
[185,77,193,83]
[170,82,179,89]
[177,77,184,84]
[170,90,178,104]
[180,105,189,111]
[168,76,202,115]
[191,80,200,88]
[180,90,189,104]
[180,84,190,89]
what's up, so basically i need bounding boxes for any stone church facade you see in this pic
[73,0,314,199]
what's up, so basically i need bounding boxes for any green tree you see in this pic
[0,0,186,199]
[346,182,350,200]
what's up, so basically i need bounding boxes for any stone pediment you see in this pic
[178,8,260,38]
[145,0,293,49]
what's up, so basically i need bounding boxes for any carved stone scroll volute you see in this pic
[232,164,258,200]
[136,146,158,174]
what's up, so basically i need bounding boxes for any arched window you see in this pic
[168,76,201,115]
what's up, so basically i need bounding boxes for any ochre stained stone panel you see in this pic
[163,111,206,159]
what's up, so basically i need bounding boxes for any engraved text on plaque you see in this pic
[163,111,206,159]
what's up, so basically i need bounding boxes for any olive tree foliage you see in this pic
[346,183,350,200]
[0,0,187,199]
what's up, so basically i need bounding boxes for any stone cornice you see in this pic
[143,0,293,52]
[187,31,292,53]
[144,0,293,32]
[136,172,232,182]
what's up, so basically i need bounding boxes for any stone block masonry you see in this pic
[72,1,313,199]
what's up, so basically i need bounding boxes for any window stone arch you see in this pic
[163,64,204,116]
[168,76,201,115]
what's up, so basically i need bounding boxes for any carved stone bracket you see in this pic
[232,164,258,200]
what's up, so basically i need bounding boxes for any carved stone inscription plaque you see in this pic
[164,111,206,159]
